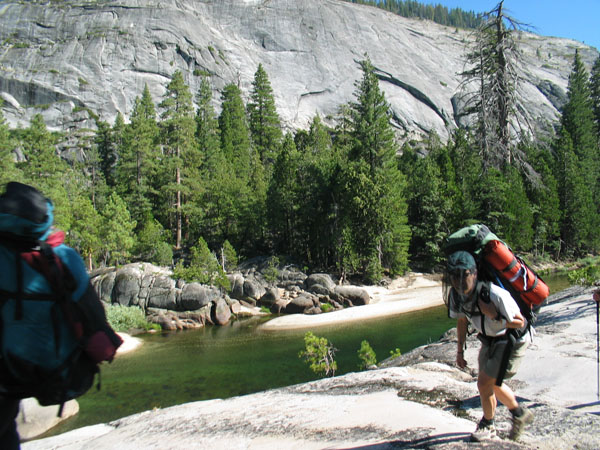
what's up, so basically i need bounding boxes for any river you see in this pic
[37,272,571,439]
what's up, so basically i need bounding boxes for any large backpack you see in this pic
[444,224,549,326]
[443,224,550,385]
[0,182,122,414]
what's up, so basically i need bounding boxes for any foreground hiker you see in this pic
[445,250,534,442]
[0,182,122,449]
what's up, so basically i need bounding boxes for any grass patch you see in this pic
[105,304,160,333]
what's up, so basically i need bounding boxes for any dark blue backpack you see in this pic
[0,182,122,414]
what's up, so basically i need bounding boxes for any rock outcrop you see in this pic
[1,0,598,148]
[91,260,370,328]
[22,286,600,449]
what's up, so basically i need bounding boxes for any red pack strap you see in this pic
[20,231,66,292]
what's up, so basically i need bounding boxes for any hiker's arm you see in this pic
[593,289,600,303]
[505,311,525,329]
[456,316,468,368]
[478,297,499,320]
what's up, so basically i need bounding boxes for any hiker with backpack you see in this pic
[446,250,534,442]
[0,182,122,449]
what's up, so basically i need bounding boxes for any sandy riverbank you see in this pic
[261,272,445,330]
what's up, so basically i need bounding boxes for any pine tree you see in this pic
[553,129,596,256]
[69,192,102,269]
[267,133,301,255]
[19,114,72,232]
[555,51,599,254]
[402,137,450,269]
[119,85,161,227]
[100,191,137,266]
[219,83,253,178]
[590,56,600,134]
[340,57,410,280]
[96,119,117,187]
[522,141,560,257]
[247,64,282,167]
[159,71,197,249]
[195,77,221,173]
[217,83,265,252]
[561,51,597,178]
[459,1,525,169]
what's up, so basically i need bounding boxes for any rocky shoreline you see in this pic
[91,259,394,331]
[23,285,600,449]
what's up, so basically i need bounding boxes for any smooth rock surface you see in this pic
[1,0,597,144]
[22,286,600,449]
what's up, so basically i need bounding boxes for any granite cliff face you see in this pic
[0,0,598,143]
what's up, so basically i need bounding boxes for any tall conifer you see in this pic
[341,57,410,280]
[247,64,282,167]
[159,71,196,249]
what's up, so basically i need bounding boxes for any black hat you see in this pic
[0,182,49,224]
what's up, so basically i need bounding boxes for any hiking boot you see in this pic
[470,419,497,442]
[509,407,534,441]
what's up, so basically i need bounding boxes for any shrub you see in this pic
[357,340,377,369]
[298,332,337,377]
[105,304,160,332]
[320,303,333,313]
[221,240,238,271]
[173,237,230,290]
[568,265,600,287]
[389,348,402,358]
[263,256,280,284]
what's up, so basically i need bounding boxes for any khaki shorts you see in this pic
[478,336,528,380]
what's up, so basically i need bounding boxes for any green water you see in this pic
[40,273,570,439]
[43,305,454,438]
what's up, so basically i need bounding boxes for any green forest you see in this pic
[345,0,484,29]
[1,5,600,283]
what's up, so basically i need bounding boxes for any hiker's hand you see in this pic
[478,298,497,319]
[593,289,600,303]
[456,352,467,369]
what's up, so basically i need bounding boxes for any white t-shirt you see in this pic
[449,283,531,341]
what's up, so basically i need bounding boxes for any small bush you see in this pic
[568,265,600,287]
[357,340,377,369]
[299,332,337,377]
[105,304,159,332]
[320,303,333,313]
[389,348,402,358]
[263,256,280,284]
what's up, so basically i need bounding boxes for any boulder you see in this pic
[243,277,266,301]
[180,283,219,310]
[96,271,116,303]
[112,268,141,306]
[334,286,370,306]
[229,300,241,315]
[152,312,178,331]
[306,283,332,296]
[270,300,287,314]
[284,294,315,314]
[304,273,336,293]
[212,298,232,325]
[227,273,245,300]
[147,276,177,310]
[259,288,280,306]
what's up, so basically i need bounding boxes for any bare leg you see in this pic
[477,370,498,420]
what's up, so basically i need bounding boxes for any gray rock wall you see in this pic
[1,0,597,145]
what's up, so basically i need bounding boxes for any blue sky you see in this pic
[419,1,599,50]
